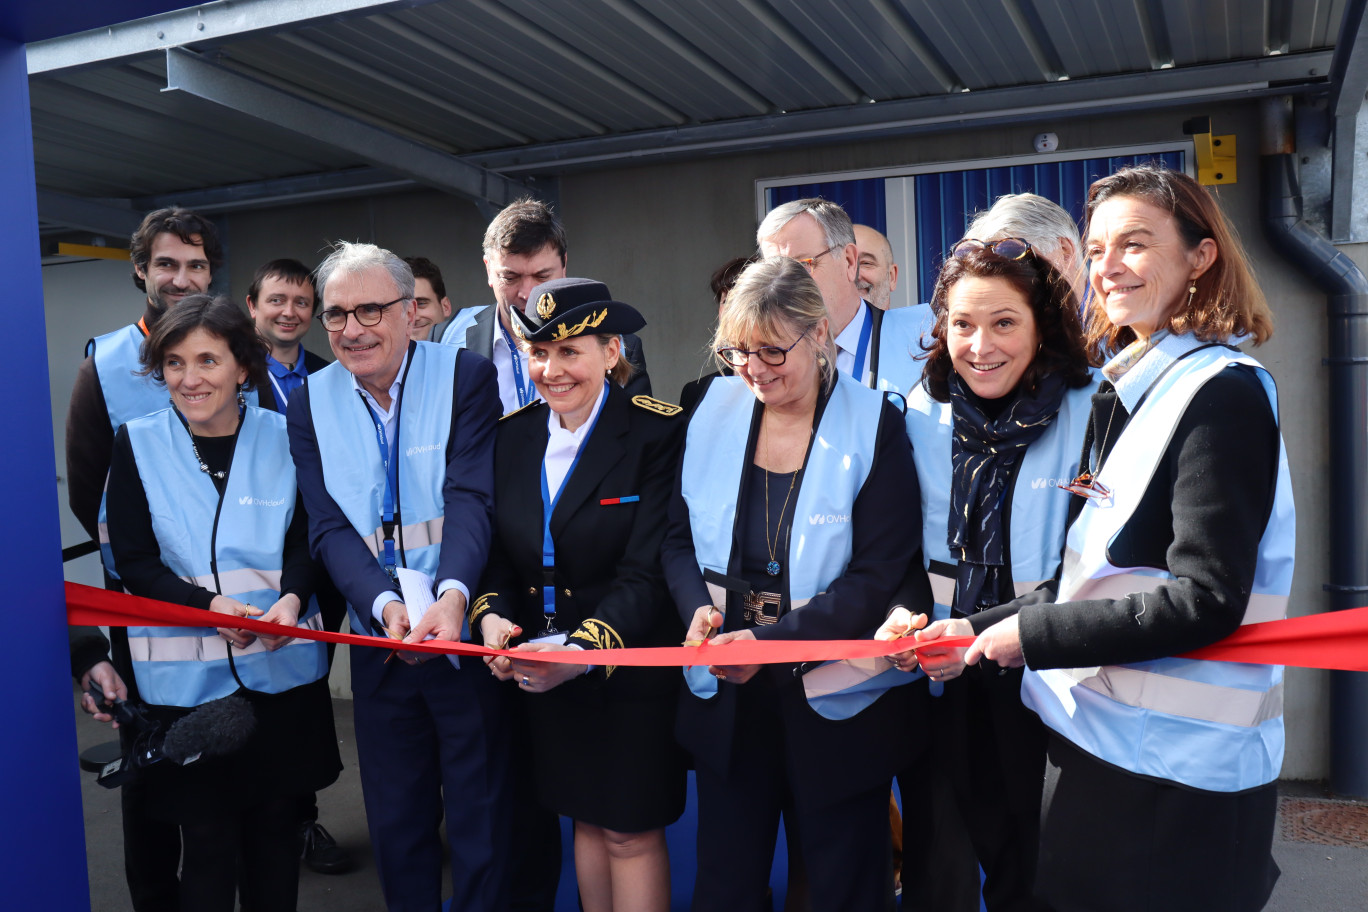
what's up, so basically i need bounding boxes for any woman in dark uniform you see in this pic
[469,278,686,912]
[662,256,929,911]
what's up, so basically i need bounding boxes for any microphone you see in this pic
[161,693,256,764]
[88,685,256,788]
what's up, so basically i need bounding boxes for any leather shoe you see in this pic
[300,821,355,875]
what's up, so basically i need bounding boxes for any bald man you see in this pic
[853,224,899,310]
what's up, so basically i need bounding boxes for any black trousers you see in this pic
[352,655,513,912]
[897,683,980,912]
[122,776,182,912]
[179,791,301,912]
[690,681,896,912]
[1037,733,1279,912]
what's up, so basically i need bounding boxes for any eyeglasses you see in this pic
[317,297,407,332]
[792,246,836,273]
[716,331,808,368]
[951,238,1033,261]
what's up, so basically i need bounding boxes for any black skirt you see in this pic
[524,666,687,833]
[1036,732,1279,912]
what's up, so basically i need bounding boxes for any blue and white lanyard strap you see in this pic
[851,302,874,386]
[359,393,400,583]
[538,383,607,632]
[498,319,535,409]
[269,371,290,409]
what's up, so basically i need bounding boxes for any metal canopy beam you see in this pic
[1328,0,1368,240]
[26,0,441,76]
[471,51,1334,173]
[133,166,417,213]
[162,47,527,208]
[34,189,141,237]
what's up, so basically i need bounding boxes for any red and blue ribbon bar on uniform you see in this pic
[599,496,640,505]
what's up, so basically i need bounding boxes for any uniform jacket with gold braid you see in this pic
[471,383,684,699]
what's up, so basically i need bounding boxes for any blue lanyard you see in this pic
[359,393,399,582]
[851,303,874,385]
[538,382,607,631]
[498,319,535,408]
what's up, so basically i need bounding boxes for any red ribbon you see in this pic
[63,582,1368,671]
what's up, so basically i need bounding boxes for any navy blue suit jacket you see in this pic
[286,342,500,693]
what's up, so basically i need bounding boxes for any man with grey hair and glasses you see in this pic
[758,197,930,395]
[286,241,509,911]
[964,192,1084,293]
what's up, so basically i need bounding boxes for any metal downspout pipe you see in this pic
[1260,95,1368,797]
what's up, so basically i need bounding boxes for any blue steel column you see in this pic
[0,35,93,910]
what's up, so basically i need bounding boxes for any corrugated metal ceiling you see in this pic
[25,0,1349,217]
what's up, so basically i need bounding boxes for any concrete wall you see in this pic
[47,98,1332,777]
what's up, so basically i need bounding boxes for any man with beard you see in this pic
[64,206,222,912]
[853,224,900,311]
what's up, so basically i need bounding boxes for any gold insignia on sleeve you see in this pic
[550,308,608,342]
[569,618,624,678]
[468,592,497,628]
[536,292,557,320]
[631,395,683,417]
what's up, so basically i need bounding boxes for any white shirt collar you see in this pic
[543,381,608,502]
[834,299,869,356]
[350,348,410,423]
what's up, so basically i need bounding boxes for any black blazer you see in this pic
[446,304,653,399]
[661,375,931,806]
[286,344,501,696]
[473,385,683,696]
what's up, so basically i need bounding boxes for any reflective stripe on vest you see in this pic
[1021,335,1294,792]
[122,407,326,707]
[308,344,457,633]
[92,324,259,577]
[872,303,934,396]
[680,374,901,719]
[905,373,1099,623]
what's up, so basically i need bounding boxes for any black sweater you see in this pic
[975,365,1280,669]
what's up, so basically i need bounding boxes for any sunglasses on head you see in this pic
[951,237,1033,261]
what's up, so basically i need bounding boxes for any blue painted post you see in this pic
[0,34,93,911]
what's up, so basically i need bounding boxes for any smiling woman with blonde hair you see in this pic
[662,255,929,910]
[469,277,687,912]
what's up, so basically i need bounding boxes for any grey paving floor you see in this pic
[72,693,1367,911]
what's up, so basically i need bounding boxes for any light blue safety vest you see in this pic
[905,371,1100,622]
[872,303,935,396]
[1021,334,1294,793]
[121,406,326,708]
[680,373,909,720]
[91,323,258,577]
[307,343,457,634]
[439,305,486,347]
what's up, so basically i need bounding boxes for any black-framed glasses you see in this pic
[951,237,1033,261]
[317,297,407,332]
[792,246,836,273]
[716,331,808,368]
